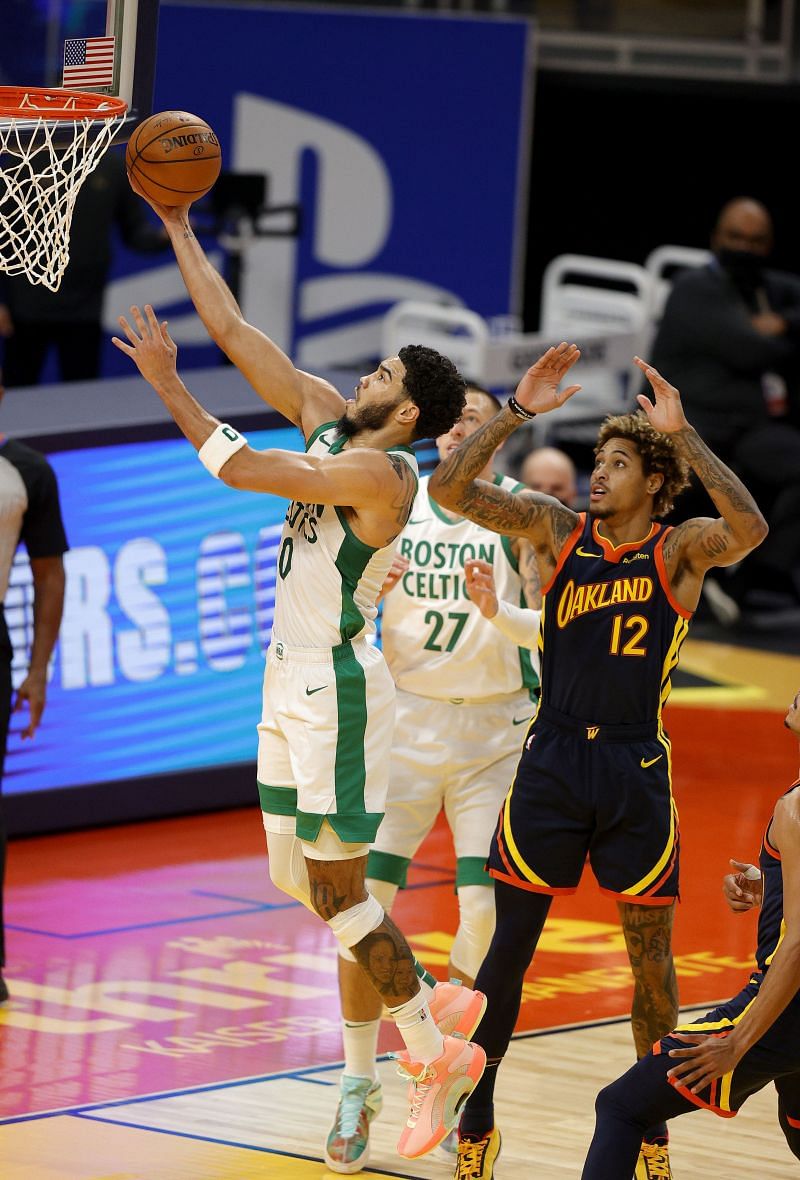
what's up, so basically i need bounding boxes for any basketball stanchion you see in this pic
[0,85,127,291]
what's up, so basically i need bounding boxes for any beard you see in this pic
[588,501,612,519]
[336,398,399,439]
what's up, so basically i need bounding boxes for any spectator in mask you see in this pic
[650,196,800,620]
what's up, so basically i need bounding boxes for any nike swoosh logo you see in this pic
[407,519,427,525]
[513,716,533,726]
[641,755,663,768]
[576,547,602,558]
[305,685,328,696]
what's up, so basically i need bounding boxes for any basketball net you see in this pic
[0,88,127,292]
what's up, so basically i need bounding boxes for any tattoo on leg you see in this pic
[352,913,420,1005]
[310,879,348,921]
[619,902,679,1058]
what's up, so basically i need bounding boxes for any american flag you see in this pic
[62,36,116,90]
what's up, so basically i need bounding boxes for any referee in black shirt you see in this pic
[0,379,68,1002]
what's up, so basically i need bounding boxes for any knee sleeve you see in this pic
[338,879,399,962]
[265,828,315,912]
[450,885,496,979]
[327,893,384,951]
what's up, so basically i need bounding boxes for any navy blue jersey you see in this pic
[539,514,692,725]
[756,782,800,976]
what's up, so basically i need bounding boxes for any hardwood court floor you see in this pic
[1,635,799,1176]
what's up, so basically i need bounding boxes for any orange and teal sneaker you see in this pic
[395,1035,486,1159]
[324,1075,382,1174]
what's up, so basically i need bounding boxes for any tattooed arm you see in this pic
[513,538,542,609]
[125,173,343,432]
[113,307,414,544]
[634,357,768,609]
[429,344,582,567]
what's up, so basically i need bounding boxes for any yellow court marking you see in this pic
[675,638,797,711]
[0,1115,351,1180]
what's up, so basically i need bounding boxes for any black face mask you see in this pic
[716,247,765,294]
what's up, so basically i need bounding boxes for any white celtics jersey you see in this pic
[381,474,539,701]
[271,421,419,648]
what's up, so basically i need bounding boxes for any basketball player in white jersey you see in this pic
[325,383,543,1172]
[112,185,486,1161]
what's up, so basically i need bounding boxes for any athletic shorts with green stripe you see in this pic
[257,636,395,850]
[367,686,535,890]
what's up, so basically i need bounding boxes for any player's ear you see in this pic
[647,472,664,496]
[396,399,419,428]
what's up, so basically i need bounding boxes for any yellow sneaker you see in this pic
[635,1142,672,1179]
[454,1128,501,1179]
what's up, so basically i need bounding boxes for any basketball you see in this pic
[125,110,222,206]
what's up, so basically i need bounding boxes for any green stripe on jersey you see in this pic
[334,508,376,641]
[305,420,339,451]
[366,849,410,887]
[501,533,518,572]
[456,856,494,888]
[257,782,298,815]
[333,641,369,817]
[518,588,541,700]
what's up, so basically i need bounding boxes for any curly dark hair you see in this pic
[595,412,691,517]
[398,344,467,441]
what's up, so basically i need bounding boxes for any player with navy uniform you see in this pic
[428,343,768,1180]
[583,687,800,1177]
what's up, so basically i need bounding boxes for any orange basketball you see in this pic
[125,110,222,206]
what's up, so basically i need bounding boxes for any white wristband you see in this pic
[489,599,542,656]
[197,423,247,478]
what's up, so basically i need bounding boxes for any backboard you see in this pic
[0,0,159,143]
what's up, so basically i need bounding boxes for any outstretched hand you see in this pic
[634,357,689,434]
[514,343,582,416]
[112,304,179,388]
[126,168,190,224]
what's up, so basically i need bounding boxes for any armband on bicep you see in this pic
[197,423,247,478]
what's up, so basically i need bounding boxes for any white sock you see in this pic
[388,992,444,1065]
[342,1018,381,1082]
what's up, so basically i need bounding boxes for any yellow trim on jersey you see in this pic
[675,998,755,1034]
[719,1068,734,1111]
[623,723,676,895]
[502,769,550,888]
[764,917,787,966]
[659,615,690,713]
[674,997,756,1111]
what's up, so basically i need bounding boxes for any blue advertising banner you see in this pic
[3,427,302,796]
[104,6,534,374]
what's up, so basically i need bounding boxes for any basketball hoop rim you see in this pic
[0,85,127,121]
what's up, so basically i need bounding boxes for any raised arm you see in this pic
[634,357,768,607]
[668,791,800,1092]
[429,344,581,571]
[113,305,415,545]
[128,178,343,433]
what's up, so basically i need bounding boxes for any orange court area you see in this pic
[1,655,798,1176]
